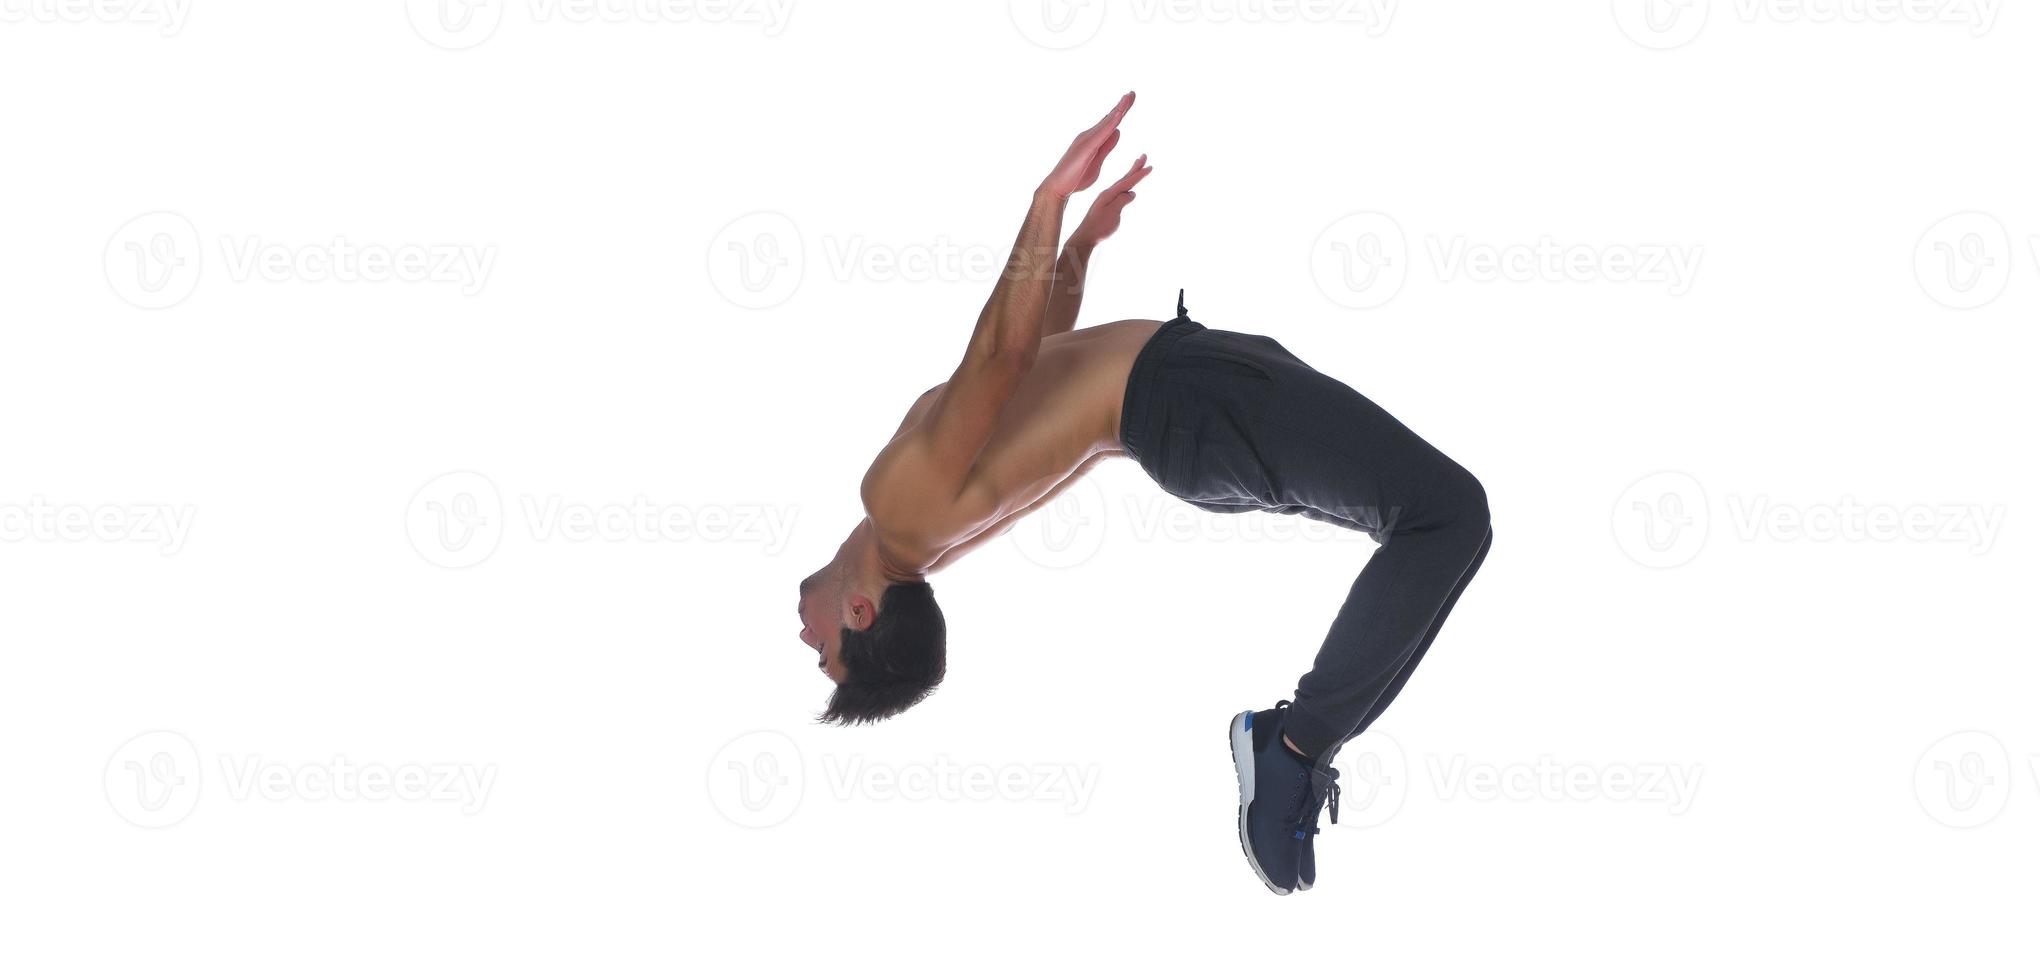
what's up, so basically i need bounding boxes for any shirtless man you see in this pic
[795,93,1491,895]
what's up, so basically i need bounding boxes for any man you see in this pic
[795,93,1490,894]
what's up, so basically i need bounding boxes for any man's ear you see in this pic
[845,592,877,631]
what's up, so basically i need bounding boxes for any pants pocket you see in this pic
[1165,421,1271,507]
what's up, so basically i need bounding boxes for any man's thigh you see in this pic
[1144,328,1466,534]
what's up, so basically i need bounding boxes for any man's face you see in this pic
[797,567,849,685]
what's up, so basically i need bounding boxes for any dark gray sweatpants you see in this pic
[1118,308,1492,760]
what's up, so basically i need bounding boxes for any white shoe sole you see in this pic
[1231,710,1292,896]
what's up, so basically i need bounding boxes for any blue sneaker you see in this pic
[1228,701,1327,895]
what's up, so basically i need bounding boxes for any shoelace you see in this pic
[1298,767,1342,838]
[1272,701,1343,837]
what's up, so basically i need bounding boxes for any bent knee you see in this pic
[1435,464,1489,532]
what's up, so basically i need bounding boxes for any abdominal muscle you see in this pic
[884,318,1164,574]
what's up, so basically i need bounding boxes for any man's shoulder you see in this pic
[859,434,942,531]
[858,444,943,572]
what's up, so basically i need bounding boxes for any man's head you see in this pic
[798,557,946,725]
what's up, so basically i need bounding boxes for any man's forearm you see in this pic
[1042,237,1095,338]
[965,189,1067,367]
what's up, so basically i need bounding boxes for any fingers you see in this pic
[1092,154,1151,205]
[1102,90,1134,127]
[1092,157,1150,221]
[1077,91,1136,144]
[1111,153,1151,192]
[1097,129,1121,163]
[1050,93,1139,197]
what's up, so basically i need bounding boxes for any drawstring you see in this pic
[1176,288,1188,319]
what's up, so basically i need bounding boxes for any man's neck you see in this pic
[845,518,922,589]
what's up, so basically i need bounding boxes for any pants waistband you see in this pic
[1118,295,1203,464]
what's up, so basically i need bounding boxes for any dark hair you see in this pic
[820,581,946,725]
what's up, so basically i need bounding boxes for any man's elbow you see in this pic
[971,338,1037,377]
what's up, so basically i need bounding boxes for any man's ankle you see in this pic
[1282,733,1312,762]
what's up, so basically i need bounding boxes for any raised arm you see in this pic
[1044,153,1152,338]
[910,92,1136,496]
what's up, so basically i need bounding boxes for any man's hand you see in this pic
[1069,154,1152,247]
[1041,153,1152,338]
[1040,91,1135,201]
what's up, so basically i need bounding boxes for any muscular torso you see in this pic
[862,318,1163,575]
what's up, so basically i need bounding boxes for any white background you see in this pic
[4,0,2037,975]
